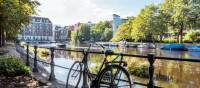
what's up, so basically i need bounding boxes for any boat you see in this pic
[125,44,138,48]
[137,43,155,49]
[187,46,200,52]
[161,44,185,51]
[56,43,66,48]
[109,44,118,47]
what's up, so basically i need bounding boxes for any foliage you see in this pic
[71,31,79,45]
[131,5,167,42]
[163,37,177,43]
[112,0,199,43]
[128,64,149,78]
[184,30,200,42]
[91,21,112,41]
[111,17,134,42]
[0,56,31,76]
[160,0,200,43]
[127,59,149,78]
[0,0,40,39]
[40,49,50,57]
[77,24,91,42]
[100,28,113,41]
[22,45,50,59]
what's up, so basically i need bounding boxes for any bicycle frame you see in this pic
[68,44,126,88]
[80,44,127,87]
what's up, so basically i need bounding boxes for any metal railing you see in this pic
[16,44,200,88]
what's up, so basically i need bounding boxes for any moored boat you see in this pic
[161,44,185,51]
[187,46,200,52]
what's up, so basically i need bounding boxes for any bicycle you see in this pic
[66,43,133,88]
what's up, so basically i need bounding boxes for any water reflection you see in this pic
[40,46,200,88]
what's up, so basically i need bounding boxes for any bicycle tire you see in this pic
[96,65,133,88]
[66,61,83,88]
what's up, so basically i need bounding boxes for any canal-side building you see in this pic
[54,25,69,42]
[112,14,127,36]
[21,16,53,43]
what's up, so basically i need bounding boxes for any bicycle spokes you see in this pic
[98,65,132,88]
[66,61,82,88]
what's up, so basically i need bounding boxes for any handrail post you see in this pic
[26,44,30,66]
[49,47,55,81]
[33,45,38,72]
[147,54,155,88]
[82,50,89,88]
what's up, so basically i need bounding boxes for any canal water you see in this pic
[38,44,200,88]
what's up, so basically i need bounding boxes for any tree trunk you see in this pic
[177,34,179,43]
[178,29,183,44]
[159,35,163,42]
[179,23,184,44]
[0,23,2,47]
[2,27,5,46]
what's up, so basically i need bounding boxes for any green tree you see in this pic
[71,31,79,45]
[131,5,166,42]
[111,17,134,42]
[161,0,200,43]
[0,0,39,47]
[77,24,91,42]
[91,21,112,41]
[101,28,113,41]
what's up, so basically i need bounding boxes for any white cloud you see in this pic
[37,0,163,26]
[37,0,114,26]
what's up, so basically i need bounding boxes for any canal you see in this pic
[36,44,200,88]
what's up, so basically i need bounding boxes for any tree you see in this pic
[101,28,113,41]
[160,0,200,43]
[187,0,200,30]
[77,24,91,42]
[0,0,39,47]
[131,5,166,42]
[111,17,134,42]
[91,21,112,41]
[71,31,79,45]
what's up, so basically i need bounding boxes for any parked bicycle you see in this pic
[66,43,133,88]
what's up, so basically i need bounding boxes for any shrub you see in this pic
[128,64,149,78]
[0,56,30,76]
[184,30,200,43]
[163,37,176,43]
[183,39,192,43]
[39,49,50,57]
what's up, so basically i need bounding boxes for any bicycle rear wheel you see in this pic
[66,61,82,88]
[97,65,133,88]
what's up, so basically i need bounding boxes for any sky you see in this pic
[37,0,164,26]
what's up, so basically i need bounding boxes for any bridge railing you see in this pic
[16,44,200,88]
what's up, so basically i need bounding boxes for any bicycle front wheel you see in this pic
[97,65,133,88]
[66,61,82,88]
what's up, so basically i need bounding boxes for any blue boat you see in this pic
[187,46,200,52]
[161,44,185,51]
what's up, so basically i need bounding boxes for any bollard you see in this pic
[26,44,30,66]
[33,45,38,72]
[49,47,55,81]
[147,54,155,88]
